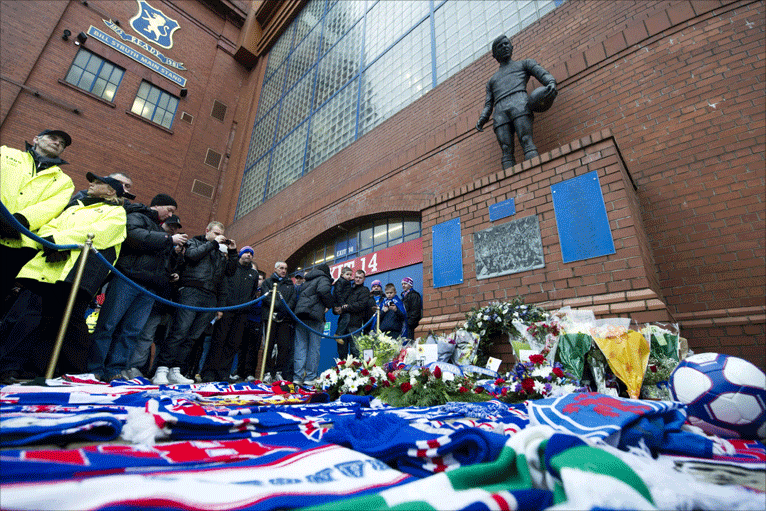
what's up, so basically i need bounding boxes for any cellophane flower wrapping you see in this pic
[591,326,650,399]
[354,332,403,365]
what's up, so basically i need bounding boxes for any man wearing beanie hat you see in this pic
[87,193,187,381]
[151,193,177,208]
[1,128,75,298]
[400,276,422,339]
[200,245,259,382]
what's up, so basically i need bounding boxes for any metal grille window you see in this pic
[131,81,179,129]
[236,0,562,220]
[64,49,124,102]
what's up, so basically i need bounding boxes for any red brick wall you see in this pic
[420,131,672,329]
[0,0,247,236]
[224,1,764,367]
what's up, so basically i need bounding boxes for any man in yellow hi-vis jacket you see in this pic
[0,129,75,297]
[0,173,126,382]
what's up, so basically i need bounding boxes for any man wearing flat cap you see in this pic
[87,193,187,381]
[0,172,127,382]
[0,129,75,299]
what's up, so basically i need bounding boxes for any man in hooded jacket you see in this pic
[293,263,333,385]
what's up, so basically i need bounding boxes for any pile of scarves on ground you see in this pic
[1,376,764,510]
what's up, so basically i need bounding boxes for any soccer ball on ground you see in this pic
[670,352,766,439]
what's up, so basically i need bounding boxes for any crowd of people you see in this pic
[0,127,423,386]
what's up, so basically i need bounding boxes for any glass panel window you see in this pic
[130,81,179,129]
[64,49,124,101]
[404,220,421,238]
[292,215,421,275]
[373,222,387,245]
[266,121,309,199]
[388,218,404,241]
[359,225,373,251]
[238,0,561,218]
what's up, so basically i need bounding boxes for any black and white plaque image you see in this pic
[473,214,545,279]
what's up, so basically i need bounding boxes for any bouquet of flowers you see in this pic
[354,331,402,364]
[464,297,549,364]
[314,356,388,400]
[526,320,561,357]
[376,365,493,407]
[497,354,584,403]
[641,355,678,400]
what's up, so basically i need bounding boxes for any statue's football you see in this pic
[529,86,557,112]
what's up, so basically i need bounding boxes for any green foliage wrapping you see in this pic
[376,366,493,407]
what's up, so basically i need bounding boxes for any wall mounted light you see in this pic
[62,29,72,41]
[75,32,88,45]
[179,88,188,98]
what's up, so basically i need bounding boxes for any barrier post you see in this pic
[376,308,381,334]
[259,283,278,381]
[46,234,94,379]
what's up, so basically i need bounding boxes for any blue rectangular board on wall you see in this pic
[489,198,516,222]
[551,171,616,263]
[432,217,463,288]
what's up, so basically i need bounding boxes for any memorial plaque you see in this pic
[551,171,616,263]
[432,217,464,288]
[489,198,516,222]
[473,214,544,279]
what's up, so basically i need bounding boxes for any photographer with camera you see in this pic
[153,221,237,385]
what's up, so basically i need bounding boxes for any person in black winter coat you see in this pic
[153,221,237,385]
[400,276,423,339]
[293,263,334,384]
[260,261,297,382]
[87,194,185,381]
[201,247,260,382]
[332,266,354,355]
[340,270,377,358]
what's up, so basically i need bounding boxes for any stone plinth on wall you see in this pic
[419,130,672,365]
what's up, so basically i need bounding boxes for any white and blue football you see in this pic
[670,353,766,439]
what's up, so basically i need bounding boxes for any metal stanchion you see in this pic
[45,234,94,379]
[258,283,278,381]
[376,307,381,333]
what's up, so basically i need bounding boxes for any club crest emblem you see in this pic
[129,0,180,49]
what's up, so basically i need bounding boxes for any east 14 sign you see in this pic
[329,238,422,280]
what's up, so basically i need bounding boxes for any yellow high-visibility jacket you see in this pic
[0,145,75,248]
[17,199,127,296]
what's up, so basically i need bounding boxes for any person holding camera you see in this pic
[153,221,237,385]
[86,194,185,382]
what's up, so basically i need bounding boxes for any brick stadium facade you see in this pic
[1,1,763,367]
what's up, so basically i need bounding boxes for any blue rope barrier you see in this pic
[277,294,377,340]
[91,250,267,312]
[0,200,80,250]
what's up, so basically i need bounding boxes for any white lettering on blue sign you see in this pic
[87,26,186,87]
